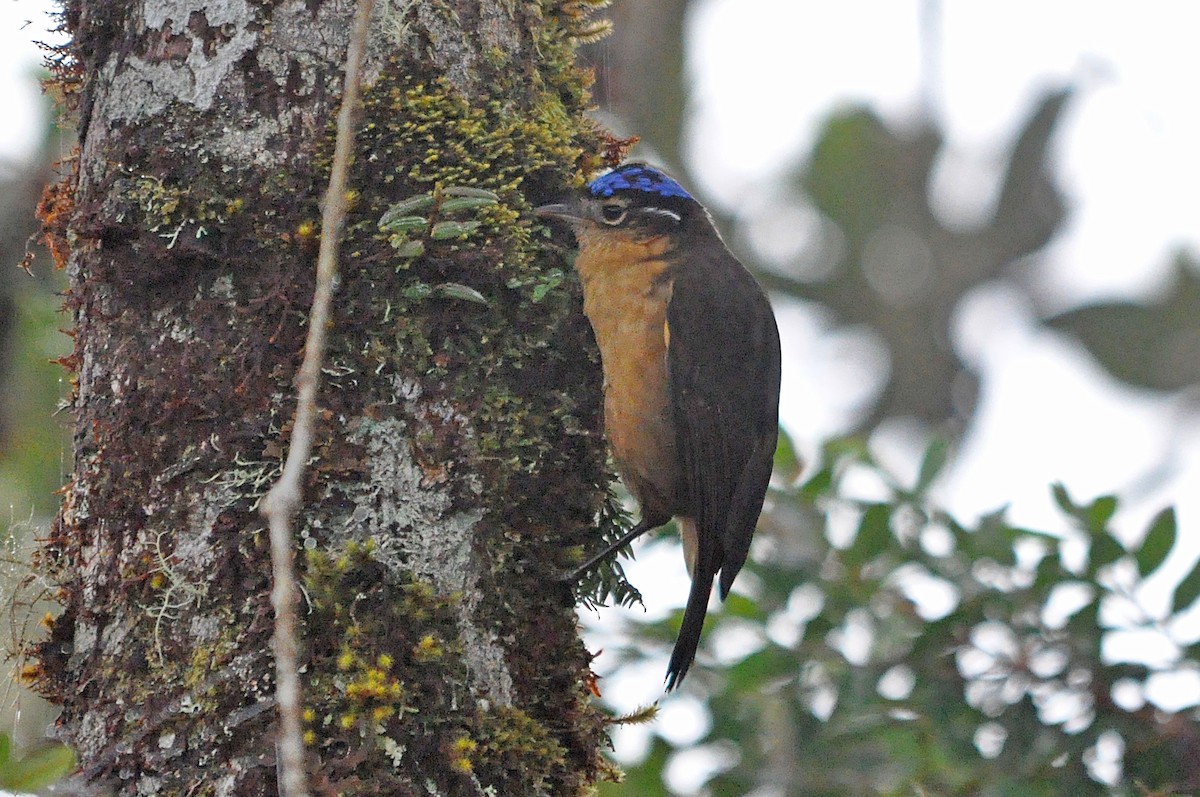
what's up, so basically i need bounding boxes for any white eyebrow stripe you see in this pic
[640,207,682,222]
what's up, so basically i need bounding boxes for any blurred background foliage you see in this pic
[582,1,1200,795]
[597,437,1200,796]
[0,93,69,519]
[0,75,72,754]
[1,1,1198,794]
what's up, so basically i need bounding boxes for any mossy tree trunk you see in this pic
[33,1,614,794]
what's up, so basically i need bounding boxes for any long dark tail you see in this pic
[665,562,716,691]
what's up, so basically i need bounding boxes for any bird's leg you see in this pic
[569,517,657,580]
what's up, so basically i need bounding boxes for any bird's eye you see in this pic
[600,204,627,225]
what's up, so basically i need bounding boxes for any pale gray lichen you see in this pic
[338,415,514,705]
[110,2,259,118]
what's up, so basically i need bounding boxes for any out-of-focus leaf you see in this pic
[802,615,834,644]
[773,426,803,484]
[1086,495,1118,532]
[1089,532,1125,573]
[1051,482,1077,515]
[824,436,872,465]
[1171,559,1200,614]
[1045,252,1200,391]
[0,736,74,792]
[804,109,899,237]
[913,436,951,495]
[844,504,891,568]
[1136,507,1176,578]
[1053,484,1119,534]
[723,643,797,689]
[971,508,1020,565]
[721,592,763,621]
[1034,550,1067,591]
[1065,599,1101,646]
[799,465,834,503]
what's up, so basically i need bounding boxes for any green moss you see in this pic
[327,61,608,499]
[472,705,569,794]
[122,170,244,249]
[301,543,478,790]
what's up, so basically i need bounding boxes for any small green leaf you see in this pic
[439,196,499,213]
[1034,550,1066,591]
[432,282,490,305]
[1172,560,1200,613]
[913,436,950,494]
[1086,495,1118,532]
[379,214,429,233]
[1051,482,1077,514]
[379,194,435,223]
[442,185,501,200]
[1065,598,1102,640]
[390,238,425,258]
[0,742,74,791]
[772,426,803,484]
[430,220,481,239]
[1137,507,1176,577]
[530,270,564,302]
[721,592,762,620]
[402,282,433,300]
[844,503,891,567]
[798,466,833,502]
[1089,532,1125,573]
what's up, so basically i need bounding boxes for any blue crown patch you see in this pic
[588,164,693,201]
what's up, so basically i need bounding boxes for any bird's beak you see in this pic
[534,200,585,222]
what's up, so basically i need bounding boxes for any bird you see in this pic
[537,163,781,690]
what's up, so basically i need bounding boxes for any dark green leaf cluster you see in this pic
[604,435,1199,796]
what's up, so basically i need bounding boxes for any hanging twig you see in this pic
[259,1,377,795]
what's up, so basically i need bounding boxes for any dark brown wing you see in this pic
[663,246,781,689]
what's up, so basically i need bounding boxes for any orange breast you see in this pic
[574,231,682,515]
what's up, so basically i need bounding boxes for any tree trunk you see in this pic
[32,2,613,794]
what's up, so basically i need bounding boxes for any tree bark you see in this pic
[32,1,613,794]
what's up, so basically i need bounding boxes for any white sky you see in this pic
[685,0,1200,532]
[0,2,57,165]
[4,0,1200,783]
